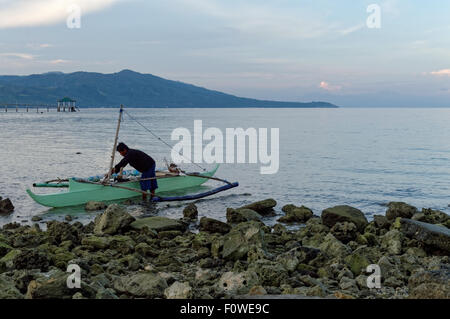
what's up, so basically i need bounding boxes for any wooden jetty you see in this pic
[1,97,80,113]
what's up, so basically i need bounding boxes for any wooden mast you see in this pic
[103,104,124,183]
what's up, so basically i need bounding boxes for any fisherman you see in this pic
[108,142,158,201]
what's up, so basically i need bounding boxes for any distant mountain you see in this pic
[0,69,338,108]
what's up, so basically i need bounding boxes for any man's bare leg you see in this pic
[142,193,148,201]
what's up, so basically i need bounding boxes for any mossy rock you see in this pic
[321,205,368,232]
[130,216,186,232]
[344,253,370,276]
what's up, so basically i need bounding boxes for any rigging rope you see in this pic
[123,110,206,171]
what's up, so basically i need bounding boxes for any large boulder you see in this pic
[222,221,266,261]
[93,204,135,235]
[278,205,314,224]
[199,217,231,234]
[321,205,368,232]
[408,268,450,299]
[130,216,186,232]
[226,208,262,224]
[0,198,14,215]
[113,272,168,298]
[386,202,418,221]
[400,219,450,254]
[239,199,277,216]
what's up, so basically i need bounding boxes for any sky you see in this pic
[0,0,449,107]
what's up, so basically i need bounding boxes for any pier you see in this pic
[1,97,80,113]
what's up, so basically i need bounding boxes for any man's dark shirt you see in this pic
[114,149,155,173]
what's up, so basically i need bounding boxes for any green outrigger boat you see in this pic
[26,165,222,208]
[27,105,238,208]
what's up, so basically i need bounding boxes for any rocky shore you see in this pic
[0,199,449,299]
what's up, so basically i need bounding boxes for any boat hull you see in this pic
[27,165,219,208]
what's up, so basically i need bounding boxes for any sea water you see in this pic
[1,107,450,227]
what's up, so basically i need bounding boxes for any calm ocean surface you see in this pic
[1,108,450,227]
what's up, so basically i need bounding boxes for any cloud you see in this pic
[430,69,450,76]
[0,52,35,60]
[26,43,53,49]
[0,0,121,29]
[49,59,71,64]
[319,81,342,92]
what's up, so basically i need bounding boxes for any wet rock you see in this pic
[400,219,450,254]
[239,199,277,216]
[373,215,390,229]
[330,222,358,243]
[386,202,418,221]
[65,215,73,222]
[344,252,370,276]
[164,281,192,299]
[339,277,358,291]
[413,208,449,225]
[381,229,404,255]
[222,221,266,261]
[0,249,49,272]
[93,204,135,235]
[158,230,183,240]
[183,203,198,220]
[81,236,111,250]
[113,272,168,298]
[46,221,81,245]
[0,235,12,257]
[26,269,96,299]
[109,236,135,255]
[217,271,260,295]
[408,268,450,299]
[85,201,107,211]
[278,205,314,224]
[248,259,288,286]
[226,208,262,224]
[318,233,351,258]
[199,217,231,234]
[275,246,321,273]
[31,216,43,222]
[321,205,368,232]
[130,216,186,232]
[0,198,14,215]
[0,274,23,298]
[135,243,159,257]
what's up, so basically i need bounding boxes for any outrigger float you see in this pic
[27,105,238,208]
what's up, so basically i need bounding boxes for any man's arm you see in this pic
[113,156,129,174]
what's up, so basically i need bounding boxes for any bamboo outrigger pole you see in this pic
[103,105,124,184]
